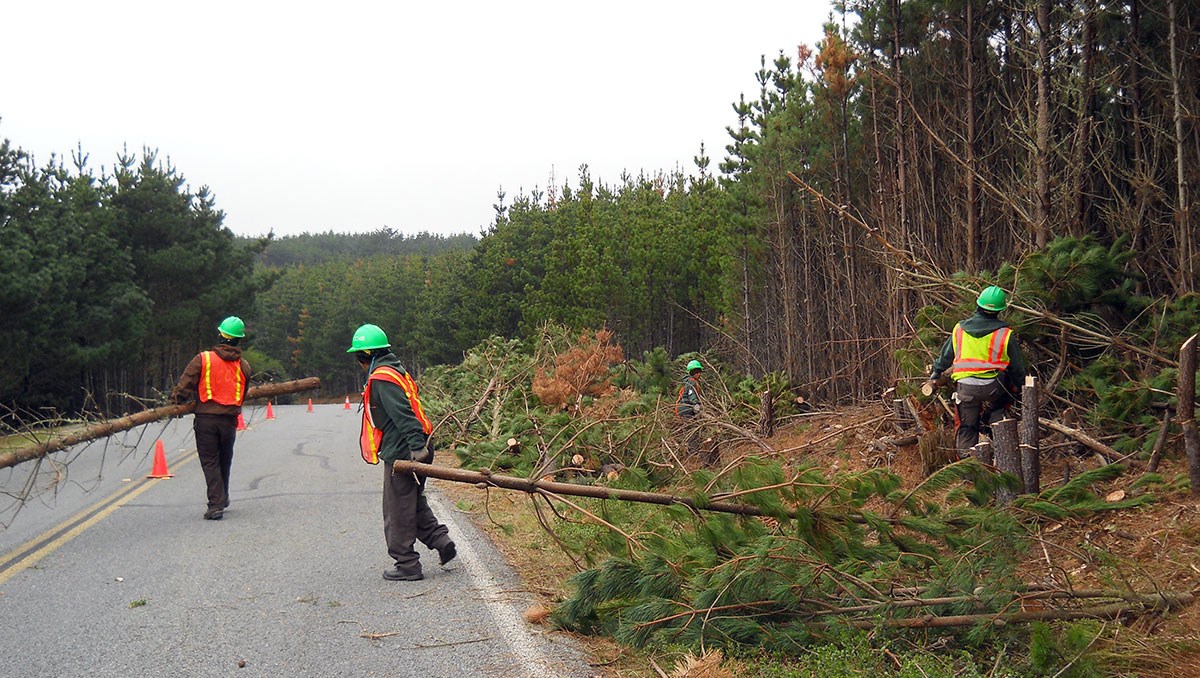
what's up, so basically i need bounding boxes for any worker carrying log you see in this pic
[924,286,1027,460]
[170,316,252,521]
[348,323,456,582]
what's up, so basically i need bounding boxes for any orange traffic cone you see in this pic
[307,398,314,413]
[237,412,246,431]
[266,401,275,420]
[147,440,174,478]
[343,396,351,410]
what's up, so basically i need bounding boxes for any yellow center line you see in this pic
[0,450,198,586]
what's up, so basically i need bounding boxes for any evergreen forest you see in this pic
[3,1,1198,417]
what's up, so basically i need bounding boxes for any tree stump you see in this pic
[1019,376,1041,495]
[992,418,1022,505]
[758,390,775,437]
[918,428,956,476]
[1179,334,1198,495]
[973,440,993,466]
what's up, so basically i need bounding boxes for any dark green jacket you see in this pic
[930,310,1027,390]
[676,374,701,417]
[366,353,429,464]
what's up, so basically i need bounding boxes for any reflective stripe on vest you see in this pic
[199,351,245,406]
[950,324,1011,381]
[359,365,432,465]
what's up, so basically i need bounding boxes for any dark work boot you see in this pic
[203,508,224,520]
[382,567,423,581]
[437,541,457,566]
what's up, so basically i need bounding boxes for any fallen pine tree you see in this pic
[0,377,321,470]
[397,458,1186,640]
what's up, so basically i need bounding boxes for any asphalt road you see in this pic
[0,404,593,677]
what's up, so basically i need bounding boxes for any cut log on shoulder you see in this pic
[0,377,321,470]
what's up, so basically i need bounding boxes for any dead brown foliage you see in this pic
[532,329,624,410]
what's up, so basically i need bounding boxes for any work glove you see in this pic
[411,445,433,465]
[410,445,433,490]
[693,403,702,414]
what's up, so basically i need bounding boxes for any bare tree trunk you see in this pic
[1020,376,1041,494]
[1035,0,1052,248]
[965,0,980,271]
[869,61,902,365]
[1069,0,1096,235]
[993,417,1022,505]
[1129,0,1148,253]
[891,0,909,252]
[1168,0,1195,292]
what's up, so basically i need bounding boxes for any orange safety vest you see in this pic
[199,351,245,406]
[359,365,432,465]
[950,324,1012,381]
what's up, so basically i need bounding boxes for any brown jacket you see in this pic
[171,344,252,415]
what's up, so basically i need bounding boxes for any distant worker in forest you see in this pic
[675,359,704,419]
[675,359,719,465]
[170,316,252,521]
[924,286,1027,459]
[348,323,456,582]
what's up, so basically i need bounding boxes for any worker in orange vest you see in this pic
[925,287,1027,459]
[349,323,455,581]
[171,316,252,520]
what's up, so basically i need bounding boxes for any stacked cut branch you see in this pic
[0,377,321,470]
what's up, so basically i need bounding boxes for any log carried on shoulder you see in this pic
[0,377,321,470]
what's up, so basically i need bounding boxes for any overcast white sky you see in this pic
[3,1,838,238]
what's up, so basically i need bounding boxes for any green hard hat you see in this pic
[347,323,390,353]
[976,286,1008,312]
[217,316,245,338]
[686,359,703,372]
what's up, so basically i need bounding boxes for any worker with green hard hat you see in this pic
[675,359,704,418]
[925,286,1027,459]
[347,323,456,582]
[170,315,252,520]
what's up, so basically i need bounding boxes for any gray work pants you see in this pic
[953,378,1010,458]
[382,464,451,576]
[194,413,237,511]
